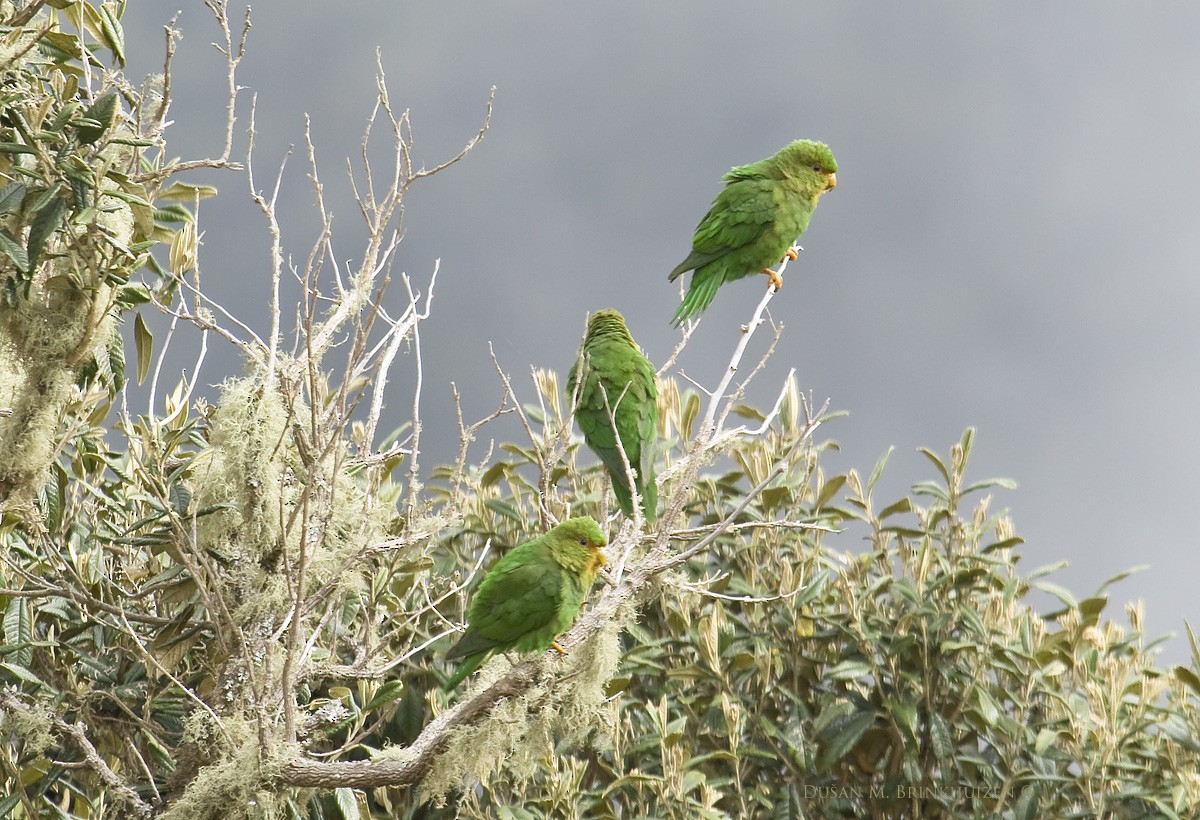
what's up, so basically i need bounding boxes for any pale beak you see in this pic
[825,172,837,190]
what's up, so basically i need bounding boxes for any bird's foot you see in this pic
[784,245,802,261]
[550,641,568,655]
[761,267,784,291]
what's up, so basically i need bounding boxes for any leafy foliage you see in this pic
[432,419,1200,820]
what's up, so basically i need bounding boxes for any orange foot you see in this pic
[784,246,800,261]
[761,267,784,291]
[550,641,568,655]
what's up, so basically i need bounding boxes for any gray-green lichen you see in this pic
[191,372,394,622]
[418,619,625,806]
[160,714,283,820]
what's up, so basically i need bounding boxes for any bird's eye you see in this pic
[579,538,589,546]
[811,163,822,172]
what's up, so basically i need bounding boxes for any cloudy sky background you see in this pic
[121,4,1200,662]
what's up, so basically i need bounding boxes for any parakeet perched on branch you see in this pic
[668,139,838,326]
[444,516,608,691]
[567,309,659,523]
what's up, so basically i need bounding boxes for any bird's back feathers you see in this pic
[568,310,659,521]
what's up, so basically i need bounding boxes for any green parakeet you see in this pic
[668,139,838,326]
[444,516,608,690]
[567,309,659,523]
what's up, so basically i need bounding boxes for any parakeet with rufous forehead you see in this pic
[669,139,838,325]
[444,516,608,690]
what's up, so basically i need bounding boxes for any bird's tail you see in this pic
[610,477,635,520]
[670,273,721,326]
[443,653,484,691]
[639,472,658,524]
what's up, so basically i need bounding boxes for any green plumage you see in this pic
[444,516,608,690]
[669,139,838,326]
[567,309,659,522]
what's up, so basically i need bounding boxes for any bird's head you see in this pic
[554,516,608,570]
[779,139,837,193]
[584,308,634,345]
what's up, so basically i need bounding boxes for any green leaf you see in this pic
[1014,784,1041,820]
[97,3,126,67]
[1033,728,1058,756]
[918,446,950,485]
[77,92,119,144]
[117,283,152,306]
[1097,564,1149,593]
[1187,622,1200,670]
[0,661,46,687]
[1028,561,1069,580]
[893,702,919,742]
[479,461,509,489]
[42,464,66,532]
[957,426,976,462]
[50,101,83,133]
[27,191,65,269]
[0,226,30,271]
[158,181,220,202]
[759,486,791,512]
[0,182,26,214]
[1174,665,1200,698]
[168,481,191,516]
[69,175,92,211]
[827,658,872,681]
[816,710,874,770]
[133,311,153,384]
[929,712,953,761]
[3,599,32,667]
[730,403,764,421]
[0,793,22,818]
[334,787,360,820]
[866,446,893,493]
[961,476,1018,495]
[1078,595,1107,623]
[813,473,847,510]
[483,499,522,522]
[153,203,195,224]
[981,536,1024,553]
[1032,580,1078,611]
[877,496,912,520]
[106,323,125,388]
[681,391,700,440]
[363,680,405,713]
[790,571,829,607]
[910,480,949,502]
[974,688,1001,726]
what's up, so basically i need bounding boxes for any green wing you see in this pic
[669,177,779,279]
[444,541,565,689]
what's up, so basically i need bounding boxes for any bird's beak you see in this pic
[825,172,837,191]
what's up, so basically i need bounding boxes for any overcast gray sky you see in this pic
[123,3,1200,662]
